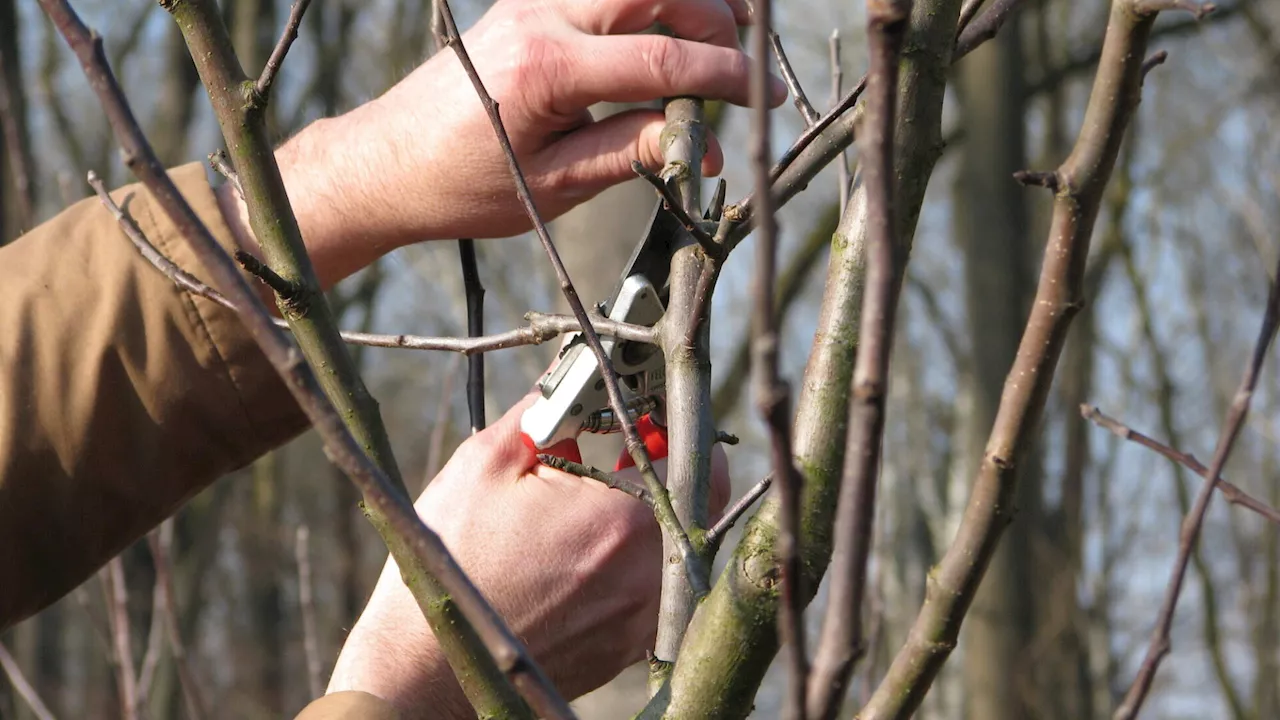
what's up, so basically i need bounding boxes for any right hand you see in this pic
[270,0,784,273]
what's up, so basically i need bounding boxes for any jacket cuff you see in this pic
[295,691,403,720]
[135,161,309,467]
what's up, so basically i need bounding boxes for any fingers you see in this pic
[536,109,724,203]
[564,34,786,110]
[552,0,745,50]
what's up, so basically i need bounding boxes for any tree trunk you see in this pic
[953,17,1040,720]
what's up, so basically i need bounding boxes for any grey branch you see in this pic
[705,474,774,548]
[538,455,654,507]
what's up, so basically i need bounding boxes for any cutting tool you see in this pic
[519,199,685,469]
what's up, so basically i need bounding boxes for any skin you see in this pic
[329,397,730,717]
[211,0,773,713]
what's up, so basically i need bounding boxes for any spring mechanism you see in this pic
[581,395,661,434]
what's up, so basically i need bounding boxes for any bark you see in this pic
[661,2,963,716]
[952,17,1040,720]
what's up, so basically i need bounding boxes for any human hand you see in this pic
[254,0,786,284]
[326,394,730,717]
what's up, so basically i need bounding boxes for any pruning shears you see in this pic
[519,199,685,470]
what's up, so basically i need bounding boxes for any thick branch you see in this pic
[41,3,559,716]
[859,2,1174,716]
[806,3,911,718]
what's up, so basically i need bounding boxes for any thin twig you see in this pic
[0,642,58,720]
[957,0,988,31]
[537,455,654,507]
[1082,405,1280,525]
[632,161,721,258]
[81,190,657,359]
[104,557,138,720]
[749,1,808,717]
[806,3,910,718]
[148,520,206,720]
[771,31,820,125]
[255,0,312,101]
[236,249,303,303]
[829,30,851,214]
[42,3,565,715]
[705,475,774,548]
[458,239,486,433]
[296,525,324,700]
[135,549,166,702]
[435,0,706,602]
[1114,243,1279,716]
[207,149,243,197]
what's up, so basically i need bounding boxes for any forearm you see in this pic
[215,101,443,291]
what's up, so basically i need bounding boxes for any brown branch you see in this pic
[0,642,58,720]
[236,248,303,304]
[1114,234,1280,716]
[1141,50,1168,79]
[255,0,311,102]
[858,1,1173,716]
[80,192,657,358]
[957,0,988,31]
[147,520,206,720]
[41,3,563,716]
[457,239,486,433]
[954,0,1033,58]
[632,161,721,258]
[749,0,807,716]
[705,474,774,549]
[433,0,706,606]
[806,2,911,718]
[729,0,1028,245]
[1082,405,1280,525]
[104,558,138,720]
[829,30,851,213]
[0,44,36,234]
[537,455,654,507]
[296,525,324,701]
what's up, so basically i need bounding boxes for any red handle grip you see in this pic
[614,414,669,471]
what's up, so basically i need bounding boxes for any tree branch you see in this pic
[748,1,808,717]
[859,2,1178,716]
[1082,405,1280,525]
[255,0,310,102]
[705,475,774,549]
[42,3,558,716]
[632,161,721,258]
[147,520,206,720]
[806,2,911,718]
[537,455,653,507]
[103,557,138,720]
[1114,221,1278,715]
[0,642,58,720]
[296,525,325,701]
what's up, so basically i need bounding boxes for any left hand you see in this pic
[326,394,730,718]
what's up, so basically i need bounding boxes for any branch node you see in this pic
[632,160,724,259]
[1141,50,1169,82]
[234,250,307,312]
[1013,169,1061,192]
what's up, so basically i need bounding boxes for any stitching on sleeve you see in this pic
[139,183,264,467]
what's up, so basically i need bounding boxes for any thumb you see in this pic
[539,109,725,200]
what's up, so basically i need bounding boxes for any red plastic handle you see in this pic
[614,414,669,471]
[522,434,583,465]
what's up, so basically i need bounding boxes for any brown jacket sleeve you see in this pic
[0,162,308,627]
